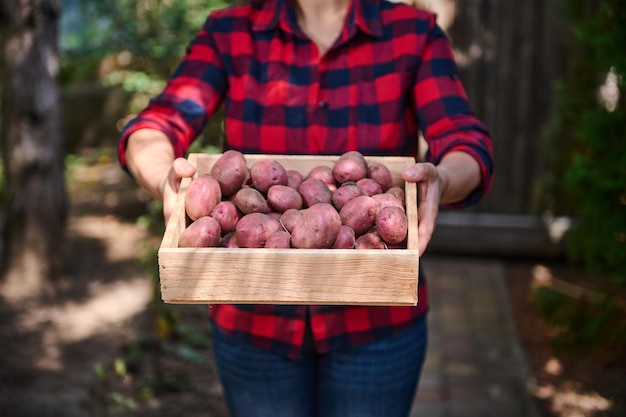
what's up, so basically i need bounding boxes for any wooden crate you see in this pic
[158,153,419,306]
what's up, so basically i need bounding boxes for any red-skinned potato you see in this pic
[306,165,336,186]
[178,216,222,248]
[287,170,304,190]
[332,182,366,210]
[355,232,387,249]
[291,203,341,249]
[185,174,222,222]
[372,193,404,211]
[356,178,383,197]
[339,195,379,236]
[376,206,408,245]
[267,211,283,221]
[264,230,292,249]
[267,184,303,212]
[209,150,249,196]
[331,225,356,249]
[211,200,241,234]
[367,162,394,192]
[222,231,240,248]
[298,178,333,207]
[279,208,303,233]
[386,186,405,204]
[234,213,281,248]
[333,151,367,184]
[250,159,288,193]
[234,187,269,214]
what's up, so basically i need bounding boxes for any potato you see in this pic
[367,162,394,192]
[332,182,366,210]
[355,232,387,250]
[209,150,249,196]
[267,184,303,212]
[339,195,379,236]
[356,178,383,197]
[331,225,356,249]
[178,216,222,248]
[221,231,238,248]
[264,230,292,249]
[291,203,342,249]
[250,159,288,193]
[372,193,404,211]
[376,206,408,245]
[234,213,281,248]
[386,186,405,204]
[306,165,336,186]
[279,208,303,233]
[211,200,241,234]
[267,211,283,221]
[185,174,222,222]
[333,151,367,184]
[287,169,304,190]
[234,187,269,214]
[298,178,333,207]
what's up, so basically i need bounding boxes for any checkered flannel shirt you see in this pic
[119,0,493,359]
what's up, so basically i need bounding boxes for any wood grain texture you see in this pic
[158,153,419,305]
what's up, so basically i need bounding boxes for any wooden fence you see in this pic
[411,0,572,256]
[415,0,569,215]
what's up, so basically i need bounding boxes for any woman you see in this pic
[118,0,494,415]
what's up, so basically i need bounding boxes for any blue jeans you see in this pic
[210,314,427,417]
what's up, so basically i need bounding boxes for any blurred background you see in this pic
[0,0,624,416]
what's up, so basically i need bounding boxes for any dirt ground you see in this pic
[0,155,624,417]
[506,261,626,417]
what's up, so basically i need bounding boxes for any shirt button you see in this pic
[318,101,328,109]
[449,72,459,80]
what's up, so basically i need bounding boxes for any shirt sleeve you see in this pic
[413,18,494,208]
[117,13,228,170]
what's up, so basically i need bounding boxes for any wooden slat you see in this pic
[159,248,419,305]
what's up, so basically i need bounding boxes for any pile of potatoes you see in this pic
[178,150,409,250]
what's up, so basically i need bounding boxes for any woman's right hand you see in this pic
[124,129,197,226]
[162,157,197,225]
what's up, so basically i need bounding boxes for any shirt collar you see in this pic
[252,0,384,38]
[349,0,384,38]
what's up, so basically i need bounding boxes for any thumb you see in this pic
[172,157,197,180]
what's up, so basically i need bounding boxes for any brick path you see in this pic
[410,256,541,417]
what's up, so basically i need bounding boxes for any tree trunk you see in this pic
[0,0,67,300]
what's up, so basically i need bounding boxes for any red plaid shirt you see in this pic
[119,0,493,359]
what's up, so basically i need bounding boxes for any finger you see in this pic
[414,167,441,256]
[163,158,196,225]
[403,162,438,185]
[163,186,177,226]
[417,196,438,256]
[172,157,197,181]
[417,202,437,256]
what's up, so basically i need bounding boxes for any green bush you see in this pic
[542,0,625,283]
[61,0,230,82]
[60,0,230,150]
[537,0,626,351]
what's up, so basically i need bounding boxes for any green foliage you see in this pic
[537,0,626,351]
[542,0,626,283]
[60,0,230,149]
[532,286,626,353]
[60,0,230,82]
